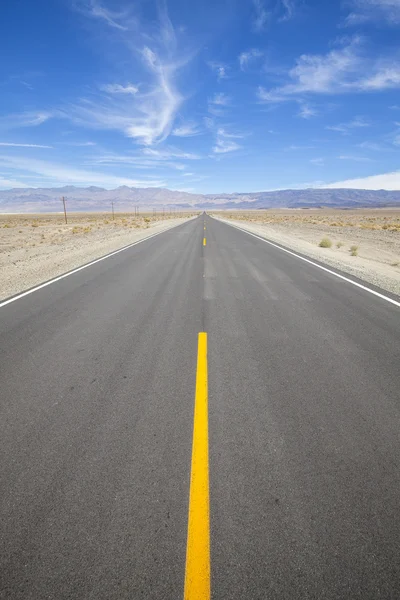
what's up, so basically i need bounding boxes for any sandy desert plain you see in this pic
[212,208,400,297]
[0,212,195,300]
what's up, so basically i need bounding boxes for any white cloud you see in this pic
[280,0,297,21]
[337,154,372,161]
[75,0,128,30]
[325,169,400,189]
[100,83,139,95]
[326,116,369,133]
[208,62,228,81]
[172,123,201,137]
[0,155,165,188]
[216,127,246,139]
[297,103,317,118]
[213,139,241,154]
[212,128,242,154]
[285,144,314,150]
[357,140,385,150]
[257,37,400,103]
[208,93,231,116]
[0,142,53,148]
[239,49,263,70]
[0,176,29,189]
[345,0,400,26]
[61,141,96,147]
[87,153,188,171]
[253,0,270,31]
[142,147,201,160]
[310,157,324,166]
[209,93,230,106]
[64,5,190,147]
[0,111,55,129]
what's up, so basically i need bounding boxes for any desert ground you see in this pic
[0,212,195,300]
[213,208,400,296]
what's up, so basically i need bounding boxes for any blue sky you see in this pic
[1,0,400,193]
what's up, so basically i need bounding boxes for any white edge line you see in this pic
[0,220,190,309]
[213,217,400,309]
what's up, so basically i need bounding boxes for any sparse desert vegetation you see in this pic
[0,211,195,300]
[319,237,333,248]
[214,208,400,296]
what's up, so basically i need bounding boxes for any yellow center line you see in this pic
[184,332,210,600]
[203,238,206,246]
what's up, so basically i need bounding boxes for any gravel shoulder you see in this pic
[215,212,400,297]
[0,214,192,300]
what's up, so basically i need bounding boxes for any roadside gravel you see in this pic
[216,216,400,297]
[0,216,190,300]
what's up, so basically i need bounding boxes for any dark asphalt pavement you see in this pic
[1,215,399,599]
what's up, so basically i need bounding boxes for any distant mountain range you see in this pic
[1,185,400,212]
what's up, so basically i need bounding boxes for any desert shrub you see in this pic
[336,241,344,248]
[350,245,358,256]
[319,237,332,248]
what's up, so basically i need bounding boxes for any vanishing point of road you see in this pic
[1,214,399,599]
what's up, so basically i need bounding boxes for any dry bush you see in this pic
[319,237,332,248]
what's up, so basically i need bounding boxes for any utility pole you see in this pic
[62,196,67,224]
[112,201,115,220]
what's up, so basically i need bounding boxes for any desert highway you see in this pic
[1,214,400,599]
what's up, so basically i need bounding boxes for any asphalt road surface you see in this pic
[1,214,399,599]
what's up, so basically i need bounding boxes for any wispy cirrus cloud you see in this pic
[279,0,297,21]
[0,111,56,130]
[0,142,53,148]
[337,154,372,161]
[253,0,270,31]
[60,141,96,146]
[357,140,386,151]
[297,102,318,118]
[212,128,243,154]
[172,122,201,137]
[252,0,296,30]
[208,61,228,81]
[239,49,263,70]
[209,93,231,106]
[74,0,129,30]
[257,36,400,103]
[142,147,201,160]
[0,154,165,188]
[284,144,315,150]
[326,116,369,133]
[60,2,192,146]
[100,83,139,95]
[87,153,187,171]
[310,157,324,166]
[344,0,400,26]
[208,92,231,116]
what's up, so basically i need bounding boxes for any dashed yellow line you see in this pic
[203,238,206,246]
[184,332,210,600]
